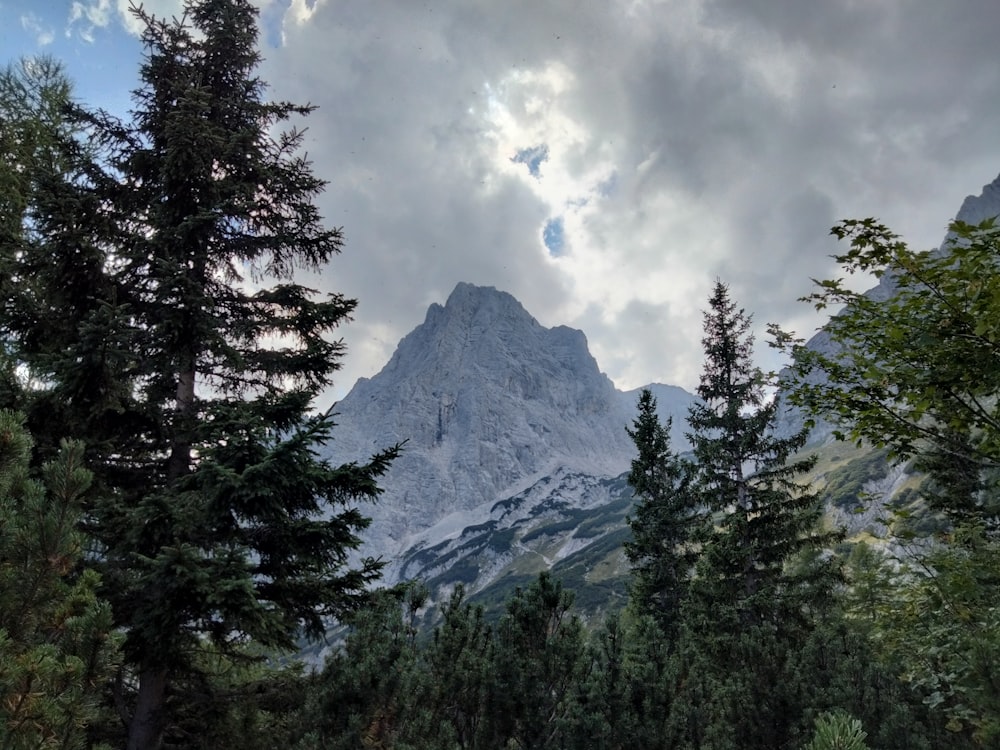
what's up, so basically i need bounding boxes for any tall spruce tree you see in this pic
[686,280,835,630]
[2,3,399,748]
[661,280,843,749]
[624,388,697,637]
[0,57,107,422]
[0,54,134,469]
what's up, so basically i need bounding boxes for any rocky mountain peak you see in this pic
[322,283,697,568]
[953,173,1000,227]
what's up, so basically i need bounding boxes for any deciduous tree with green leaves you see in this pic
[775,218,1000,528]
[776,217,1000,744]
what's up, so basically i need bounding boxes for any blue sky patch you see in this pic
[511,144,549,179]
[542,217,565,256]
[597,172,618,197]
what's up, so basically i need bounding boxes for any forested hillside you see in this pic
[2,1,998,748]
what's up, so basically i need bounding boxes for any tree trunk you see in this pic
[131,369,192,749]
[166,367,195,481]
[127,666,168,750]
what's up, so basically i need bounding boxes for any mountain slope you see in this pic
[319,172,1000,617]
[320,282,696,584]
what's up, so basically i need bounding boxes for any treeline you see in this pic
[2,0,999,748]
[298,271,990,750]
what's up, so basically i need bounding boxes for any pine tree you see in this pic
[0,411,120,750]
[407,586,493,749]
[624,388,698,637]
[2,3,399,748]
[686,280,836,630]
[309,585,424,749]
[488,573,590,748]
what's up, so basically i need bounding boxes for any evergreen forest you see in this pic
[1,1,998,748]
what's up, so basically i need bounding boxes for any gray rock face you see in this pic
[321,282,697,572]
[953,173,1000,227]
[775,171,1000,441]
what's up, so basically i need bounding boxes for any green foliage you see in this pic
[303,584,426,749]
[0,411,120,750]
[1,2,400,747]
[777,217,1000,529]
[804,712,870,750]
[405,586,493,749]
[487,572,589,747]
[310,574,591,750]
[647,281,857,750]
[624,388,698,635]
[567,613,633,749]
[304,565,953,750]
[845,531,1000,744]
[146,647,314,750]
[0,57,98,420]
[687,280,840,629]
[0,56,74,259]
[779,217,1000,744]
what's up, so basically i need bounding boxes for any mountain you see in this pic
[776,172,1000,442]
[320,173,1000,619]
[320,282,697,599]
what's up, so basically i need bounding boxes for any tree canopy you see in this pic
[624,388,697,637]
[1,2,399,748]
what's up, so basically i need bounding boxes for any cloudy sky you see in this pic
[5,0,1000,406]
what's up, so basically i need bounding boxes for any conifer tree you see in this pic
[310,586,424,749]
[667,281,842,749]
[0,411,120,750]
[2,3,399,748]
[624,388,698,637]
[0,57,105,422]
[686,280,836,630]
[406,586,493,748]
[487,573,589,748]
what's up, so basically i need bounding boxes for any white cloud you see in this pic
[67,0,113,42]
[20,13,55,46]
[287,0,321,26]
[122,0,1000,404]
[115,0,185,36]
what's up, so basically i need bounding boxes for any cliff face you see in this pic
[320,282,696,569]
